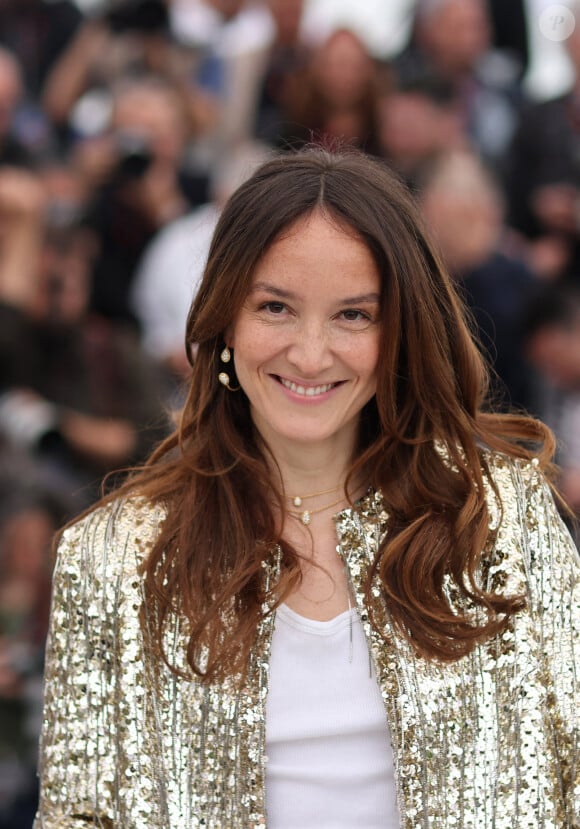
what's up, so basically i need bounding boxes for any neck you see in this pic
[266,439,354,500]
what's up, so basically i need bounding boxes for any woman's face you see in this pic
[229,211,381,457]
[312,31,373,107]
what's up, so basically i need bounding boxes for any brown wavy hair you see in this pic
[108,147,553,681]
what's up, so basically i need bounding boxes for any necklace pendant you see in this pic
[301,510,311,525]
[293,496,302,507]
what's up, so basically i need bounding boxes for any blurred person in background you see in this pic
[76,74,204,325]
[395,0,521,168]
[487,0,528,79]
[419,149,537,412]
[298,0,416,61]
[131,140,271,389]
[376,74,465,188]
[505,2,580,282]
[0,0,83,102]
[0,0,83,155]
[0,166,45,314]
[253,0,311,146]
[276,28,384,151]
[524,281,580,528]
[0,460,68,829]
[168,0,273,158]
[0,48,36,168]
[42,0,221,160]
[0,163,169,510]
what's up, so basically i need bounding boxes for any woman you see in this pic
[275,29,384,154]
[34,148,579,828]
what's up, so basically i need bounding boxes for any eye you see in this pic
[339,308,372,323]
[260,301,287,315]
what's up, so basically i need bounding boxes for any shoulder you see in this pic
[56,495,167,582]
[141,204,219,267]
[480,449,548,524]
[481,450,579,588]
[482,448,541,484]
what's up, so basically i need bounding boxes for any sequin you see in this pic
[34,454,579,827]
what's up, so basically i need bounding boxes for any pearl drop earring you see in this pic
[218,346,238,391]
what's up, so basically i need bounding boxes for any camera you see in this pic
[104,0,169,34]
[111,131,153,182]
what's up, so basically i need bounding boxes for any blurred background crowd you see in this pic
[1,0,580,824]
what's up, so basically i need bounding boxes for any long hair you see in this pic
[106,147,552,681]
[283,29,383,153]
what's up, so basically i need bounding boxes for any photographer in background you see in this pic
[42,0,221,148]
[75,74,204,324]
[0,163,170,510]
[0,0,83,156]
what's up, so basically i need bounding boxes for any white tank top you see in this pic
[265,604,400,828]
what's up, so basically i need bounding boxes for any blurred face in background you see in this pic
[419,150,503,274]
[378,91,463,174]
[112,82,187,166]
[527,323,580,389]
[311,29,375,108]
[418,0,490,76]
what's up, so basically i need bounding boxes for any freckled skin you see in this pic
[229,211,381,458]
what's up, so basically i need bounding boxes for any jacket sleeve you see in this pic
[519,462,580,827]
[33,512,118,828]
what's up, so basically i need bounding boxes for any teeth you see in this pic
[279,378,335,397]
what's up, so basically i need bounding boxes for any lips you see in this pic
[277,376,339,397]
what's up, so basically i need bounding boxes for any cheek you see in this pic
[344,334,380,378]
[231,322,284,370]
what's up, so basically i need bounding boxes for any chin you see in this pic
[277,422,352,448]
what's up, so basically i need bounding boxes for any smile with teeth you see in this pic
[278,377,338,397]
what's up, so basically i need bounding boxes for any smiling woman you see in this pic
[230,212,381,453]
[34,148,579,829]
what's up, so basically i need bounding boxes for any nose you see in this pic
[285,319,334,377]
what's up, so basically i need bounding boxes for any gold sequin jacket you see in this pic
[34,455,580,828]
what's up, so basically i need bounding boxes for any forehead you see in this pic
[274,208,363,243]
[249,210,381,292]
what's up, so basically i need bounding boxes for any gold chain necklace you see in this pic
[288,495,346,526]
[286,484,342,509]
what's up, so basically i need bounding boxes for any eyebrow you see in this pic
[250,281,380,305]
